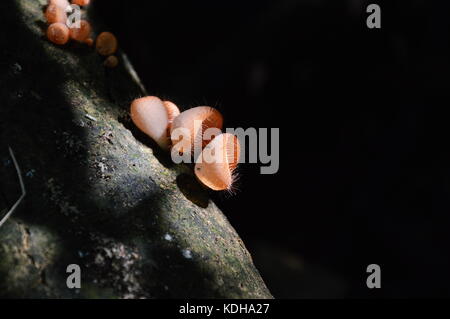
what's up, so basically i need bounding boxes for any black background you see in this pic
[92,0,450,298]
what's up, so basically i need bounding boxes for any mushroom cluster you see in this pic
[44,1,240,191]
[44,0,119,68]
[130,97,240,191]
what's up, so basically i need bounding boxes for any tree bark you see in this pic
[0,0,272,299]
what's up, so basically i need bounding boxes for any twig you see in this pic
[85,113,98,122]
[0,147,26,228]
[120,52,148,96]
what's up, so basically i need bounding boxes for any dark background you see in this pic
[92,0,450,298]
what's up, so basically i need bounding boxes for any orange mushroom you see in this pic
[47,23,70,45]
[69,20,91,42]
[130,96,172,150]
[45,4,67,24]
[194,133,240,191]
[163,101,181,130]
[104,55,119,68]
[50,0,70,10]
[170,106,223,157]
[96,32,118,56]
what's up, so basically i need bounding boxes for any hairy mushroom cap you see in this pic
[69,20,91,42]
[130,96,171,150]
[47,23,70,45]
[96,32,118,56]
[194,133,240,191]
[163,101,181,124]
[163,101,180,130]
[45,4,67,24]
[170,106,223,157]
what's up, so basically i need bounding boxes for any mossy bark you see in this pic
[0,0,272,299]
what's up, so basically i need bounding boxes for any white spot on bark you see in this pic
[182,249,192,259]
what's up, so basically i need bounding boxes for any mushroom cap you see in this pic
[50,0,70,10]
[163,101,181,138]
[194,133,240,191]
[130,96,170,150]
[45,4,67,24]
[47,22,70,45]
[163,101,181,124]
[69,20,91,42]
[104,55,119,68]
[96,32,118,56]
[170,106,223,156]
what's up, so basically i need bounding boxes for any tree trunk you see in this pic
[0,0,272,299]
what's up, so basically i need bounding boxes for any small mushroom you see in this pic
[130,96,171,150]
[96,32,118,56]
[170,106,223,156]
[69,20,91,42]
[103,55,118,68]
[45,4,67,24]
[47,22,70,45]
[50,0,70,10]
[162,101,181,130]
[194,133,240,191]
